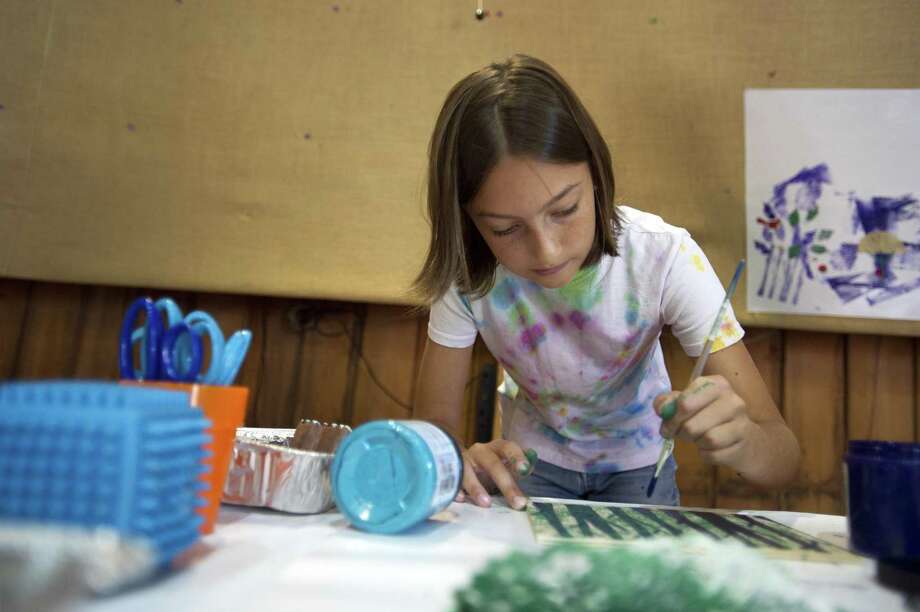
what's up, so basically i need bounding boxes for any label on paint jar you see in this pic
[401,420,463,512]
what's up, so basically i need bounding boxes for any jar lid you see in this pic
[331,421,435,533]
[847,440,920,462]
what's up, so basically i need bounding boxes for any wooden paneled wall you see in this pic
[662,329,918,514]
[0,278,494,445]
[2,278,917,515]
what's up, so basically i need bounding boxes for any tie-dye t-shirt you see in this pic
[427,206,745,473]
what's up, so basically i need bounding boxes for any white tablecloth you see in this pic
[75,500,911,612]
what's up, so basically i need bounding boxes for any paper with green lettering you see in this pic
[527,501,859,563]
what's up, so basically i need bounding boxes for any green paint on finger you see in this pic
[689,381,715,395]
[660,399,677,421]
[517,448,539,476]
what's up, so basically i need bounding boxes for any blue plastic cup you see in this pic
[845,440,920,564]
[331,420,463,534]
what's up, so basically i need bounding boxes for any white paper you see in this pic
[745,89,920,319]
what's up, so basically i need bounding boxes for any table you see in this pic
[76,499,913,612]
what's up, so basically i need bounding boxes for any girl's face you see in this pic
[467,156,596,289]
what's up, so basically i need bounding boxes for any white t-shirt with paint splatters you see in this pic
[428,206,745,473]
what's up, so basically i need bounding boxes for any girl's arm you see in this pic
[414,339,474,443]
[415,338,530,509]
[654,341,801,488]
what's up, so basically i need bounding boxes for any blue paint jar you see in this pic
[845,439,920,589]
[331,420,463,534]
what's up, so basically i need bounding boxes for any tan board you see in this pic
[2,1,919,335]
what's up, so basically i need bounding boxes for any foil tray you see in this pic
[222,427,339,514]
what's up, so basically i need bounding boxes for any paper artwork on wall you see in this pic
[745,89,920,320]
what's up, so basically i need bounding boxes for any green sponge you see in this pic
[453,537,831,612]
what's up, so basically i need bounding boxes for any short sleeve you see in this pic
[428,285,479,348]
[661,233,745,357]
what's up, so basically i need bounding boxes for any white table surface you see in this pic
[75,499,912,612]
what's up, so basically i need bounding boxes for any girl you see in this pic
[413,54,800,510]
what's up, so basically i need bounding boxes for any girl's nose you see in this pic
[530,226,560,263]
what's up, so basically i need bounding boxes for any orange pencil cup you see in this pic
[121,381,249,534]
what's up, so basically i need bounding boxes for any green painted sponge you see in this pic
[453,536,836,612]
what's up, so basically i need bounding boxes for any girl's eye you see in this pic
[492,225,519,237]
[553,203,579,218]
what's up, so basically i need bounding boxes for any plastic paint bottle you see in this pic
[331,420,463,534]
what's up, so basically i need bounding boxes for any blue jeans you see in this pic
[518,456,680,506]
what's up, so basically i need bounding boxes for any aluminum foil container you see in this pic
[234,427,297,447]
[222,427,336,514]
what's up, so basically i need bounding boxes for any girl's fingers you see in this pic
[653,391,680,417]
[658,377,725,438]
[675,396,741,444]
[461,454,493,507]
[461,441,534,511]
[470,444,528,510]
[692,418,746,452]
[699,437,745,466]
[493,439,534,477]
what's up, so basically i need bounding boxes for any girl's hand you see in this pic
[456,439,531,511]
[653,375,759,471]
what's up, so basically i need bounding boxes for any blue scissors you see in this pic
[119,297,252,385]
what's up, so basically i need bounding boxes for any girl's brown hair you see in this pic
[413,54,620,304]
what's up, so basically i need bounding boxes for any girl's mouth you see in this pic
[534,261,568,276]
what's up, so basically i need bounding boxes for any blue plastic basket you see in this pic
[0,381,212,565]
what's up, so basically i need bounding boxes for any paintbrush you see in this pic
[646,259,746,498]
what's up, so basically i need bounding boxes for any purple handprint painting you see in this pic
[746,89,920,320]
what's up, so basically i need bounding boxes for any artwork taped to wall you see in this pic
[527,501,860,564]
[745,89,920,320]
